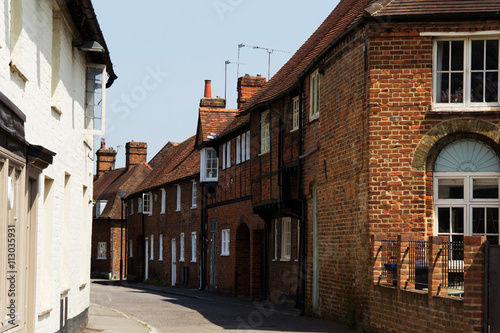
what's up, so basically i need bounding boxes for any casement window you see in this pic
[260,111,270,154]
[281,218,291,260]
[159,234,163,261]
[434,139,500,245]
[222,142,231,169]
[292,96,300,131]
[129,199,134,215]
[176,185,181,211]
[235,131,251,164]
[236,136,241,164]
[180,233,185,262]
[95,200,107,218]
[200,148,218,182]
[273,219,278,260]
[143,192,152,215]
[191,181,197,208]
[433,36,500,110]
[160,189,166,214]
[97,242,107,260]
[129,240,133,258]
[150,235,154,260]
[221,229,230,256]
[309,70,320,120]
[85,64,106,134]
[191,232,197,262]
[138,197,143,213]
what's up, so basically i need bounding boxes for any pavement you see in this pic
[84,279,357,333]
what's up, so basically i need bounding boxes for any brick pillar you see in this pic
[125,141,147,169]
[463,236,485,332]
[428,236,448,298]
[399,234,414,290]
[96,139,117,178]
[237,74,266,109]
[372,234,385,286]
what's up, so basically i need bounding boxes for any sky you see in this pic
[92,0,339,168]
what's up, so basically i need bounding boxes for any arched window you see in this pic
[434,139,500,244]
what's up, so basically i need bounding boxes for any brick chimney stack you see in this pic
[237,74,266,109]
[126,141,147,169]
[96,139,117,178]
[200,79,226,108]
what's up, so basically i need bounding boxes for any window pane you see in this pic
[450,73,463,103]
[486,40,499,70]
[487,208,499,234]
[471,40,484,71]
[473,207,485,234]
[471,72,484,102]
[438,207,450,233]
[437,72,450,103]
[473,178,499,199]
[451,207,464,233]
[487,235,499,245]
[451,41,464,70]
[485,72,498,102]
[438,178,464,199]
[437,41,449,71]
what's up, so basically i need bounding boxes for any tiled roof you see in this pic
[367,0,500,17]
[94,163,152,220]
[242,0,374,113]
[133,135,199,194]
[219,113,250,138]
[148,141,178,169]
[196,107,238,146]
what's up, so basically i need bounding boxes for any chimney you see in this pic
[200,79,226,108]
[204,80,212,98]
[126,141,147,169]
[96,139,117,178]
[238,74,266,109]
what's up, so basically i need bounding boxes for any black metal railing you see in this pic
[441,240,464,294]
[382,240,398,285]
[408,240,428,290]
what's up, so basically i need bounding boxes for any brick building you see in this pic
[92,141,151,280]
[239,0,500,331]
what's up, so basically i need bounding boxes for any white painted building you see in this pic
[0,0,116,332]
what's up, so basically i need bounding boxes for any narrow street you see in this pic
[88,281,354,333]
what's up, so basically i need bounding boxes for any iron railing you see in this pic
[408,240,428,290]
[441,240,464,294]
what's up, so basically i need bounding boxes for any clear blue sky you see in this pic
[92,0,339,168]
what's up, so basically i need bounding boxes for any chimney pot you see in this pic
[204,80,212,98]
[100,138,105,149]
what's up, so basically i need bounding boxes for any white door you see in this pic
[171,239,176,286]
[144,237,149,281]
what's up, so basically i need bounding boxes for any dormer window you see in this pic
[200,147,218,182]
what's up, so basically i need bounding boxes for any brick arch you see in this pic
[411,118,500,172]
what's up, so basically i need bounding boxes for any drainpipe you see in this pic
[296,78,307,312]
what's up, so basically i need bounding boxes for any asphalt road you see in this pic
[89,282,354,333]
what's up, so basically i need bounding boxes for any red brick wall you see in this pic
[126,142,147,169]
[91,219,125,279]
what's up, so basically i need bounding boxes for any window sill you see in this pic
[191,206,197,210]
[179,259,185,263]
[259,150,270,157]
[160,211,165,215]
[38,308,53,318]
[220,253,230,257]
[191,260,197,263]
[158,259,163,262]
[309,116,319,123]
[97,258,107,260]
[272,258,278,262]
[9,60,29,82]
[429,106,500,114]
[290,128,299,133]
[280,258,291,262]
[51,104,62,115]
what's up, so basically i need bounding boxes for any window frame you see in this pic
[191,181,197,208]
[138,197,143,213]
[150,235,154,260]
[236,135,241,164]
[281,218,292,261]
[180,233,185,262]
[95,200,107,218]
[260,111,270,154]
[160,188,166,214]
[84,64,107,135]
[176,185,181,212]
[309,70,320,121]
[191,232,197,262]
[292,96,300,131]
[200,148,218,182]
[97,242,107,260]
[159,234,163,261]
[432,35,500,111]
[221,229,230,256]
[143,192,152,215]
